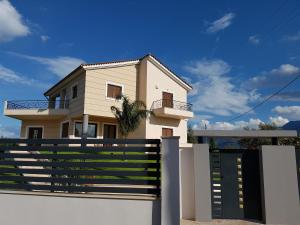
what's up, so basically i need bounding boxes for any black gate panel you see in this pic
[210,149,262,221]
[220,151,244,219]
[242,150,262,221]
[296,149,300,198]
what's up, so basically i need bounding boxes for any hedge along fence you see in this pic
[0,138,161,197]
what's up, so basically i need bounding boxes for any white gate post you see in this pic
[161,136,180,225]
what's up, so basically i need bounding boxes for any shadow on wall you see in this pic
[149,115,180,127]
[152,199,161,225]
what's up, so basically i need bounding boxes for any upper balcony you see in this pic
[151,99,194,119]
[3,100,69,120]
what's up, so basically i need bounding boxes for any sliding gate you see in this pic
[296,149,300,198]
[210,149,262,221]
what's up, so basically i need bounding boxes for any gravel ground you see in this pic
[181,219,264,225]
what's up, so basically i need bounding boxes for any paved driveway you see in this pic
[181,219,264,225]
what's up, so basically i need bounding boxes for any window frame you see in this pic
[102,123,118,139]
[60,121,70,138]
[71,83,78,99]
[74,121,98,138]
[105,81,124,100]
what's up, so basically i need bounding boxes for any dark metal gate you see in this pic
[296,149,300,198]
[210,149,262,221]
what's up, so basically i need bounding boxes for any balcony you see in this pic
[151,99,194,119]
[4,100,69,120]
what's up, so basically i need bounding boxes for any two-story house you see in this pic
[3,54,193,144]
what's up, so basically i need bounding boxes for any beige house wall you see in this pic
[47,70,86,118]
[84,65,138,117]
[20,120,62,139]
[143,59,189,143]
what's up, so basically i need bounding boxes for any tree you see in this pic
[111,95,152,139]
[239,122,300,149]
[187,124,197,143]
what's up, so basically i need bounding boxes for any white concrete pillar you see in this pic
[260,145,300,225]
[82,114,89,139]
[161,136,180,225]
[194,144,212,222]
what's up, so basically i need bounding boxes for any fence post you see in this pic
[259,145,300,225]
[161,136,180,225]
[193,144,212,222]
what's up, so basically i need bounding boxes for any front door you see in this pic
[28,127,43,139]
[103,124,117,139]
[162,92,173,108]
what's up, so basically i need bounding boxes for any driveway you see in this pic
[181,219,264,225]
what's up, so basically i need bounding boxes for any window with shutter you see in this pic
[162,128,173,137]
[107,83,122,99]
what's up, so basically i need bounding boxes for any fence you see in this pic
[0,138,161,197]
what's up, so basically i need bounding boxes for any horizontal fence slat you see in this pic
[0,153,159,160]
[0,168,160,177]
[0,146,159,153]
[0,175,159,186]
[0,161,159,169]
[0,139,160,145]
[0,183,160,195]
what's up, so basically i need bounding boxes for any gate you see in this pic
[210,149,262,221]
[296,149,300,198]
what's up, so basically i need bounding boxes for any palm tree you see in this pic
[111,95,152,139]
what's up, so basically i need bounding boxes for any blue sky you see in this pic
[0,0,300,136]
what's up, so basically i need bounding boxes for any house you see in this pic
[3,54,193,144]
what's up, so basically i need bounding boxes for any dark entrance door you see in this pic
[210,149,262,221]
[162,92,173,108]
[28,127,43,139]
[103,124,117,139]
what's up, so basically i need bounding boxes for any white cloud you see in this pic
[194,118,263,130]
[185,59,231,77]
[269,116,289,127]
[9,52,85,78]
[273,106,300,120]
[0,64,47,88]
[206,13,235,33]
[283,30,300,42]
[270,64,299,75]
[246,64,300,89]
[0,0,30,42]
[40,35,50,43]
[248,35,260,45]
[184,59,254,116]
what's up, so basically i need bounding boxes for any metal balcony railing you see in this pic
[151,99,192,111]
[6,100,69,110]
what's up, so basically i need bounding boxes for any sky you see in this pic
[0,0,300,136]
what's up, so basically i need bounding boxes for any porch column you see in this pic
[161,136,180,225]
[82,114,89,139]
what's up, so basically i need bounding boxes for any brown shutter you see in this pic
[162,128,173,137]
[107,84,122,98]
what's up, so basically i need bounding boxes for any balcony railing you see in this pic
[151,99,192,111]
[6,100,69,110]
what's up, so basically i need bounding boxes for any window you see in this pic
[162,128,173,137]
[74,122,97,138]
[72,85,78,99]
[103,124,117,139]
[61,122,69,138]
[107,83,122,99]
